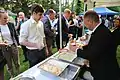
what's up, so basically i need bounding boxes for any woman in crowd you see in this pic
[112,18,120,74]
[112,18,120,46]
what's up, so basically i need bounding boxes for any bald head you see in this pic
[83,10,100,30]
[84,10,99,23]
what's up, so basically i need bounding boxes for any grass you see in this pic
[4,46,120,80]
[4,47,57,80]
[117,45,120,67]
[4,47,29,80]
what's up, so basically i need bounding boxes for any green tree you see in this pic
[0,0,84,16]
[108,6,120,12]
[74,0,84,15]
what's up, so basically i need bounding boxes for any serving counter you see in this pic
[12,40,91,80]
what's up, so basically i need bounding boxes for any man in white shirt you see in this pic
[19,4,48,67]
[0,10,20,79]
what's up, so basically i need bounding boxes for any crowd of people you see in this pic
[0,3,120,80]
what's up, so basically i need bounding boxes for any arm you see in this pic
[43,31,49,56]
[0,43,8,46]
[77,29,112,61]
[43,20,55,38]
[19,22,37,48]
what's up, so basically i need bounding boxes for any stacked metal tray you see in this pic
[53,51,77,61]
[12,75,36,80]
[37,58,80,80]
[12,50,81,80]
[38,58,68,76]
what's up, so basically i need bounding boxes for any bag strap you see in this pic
[0,27,4,42]
[7,23,16,44]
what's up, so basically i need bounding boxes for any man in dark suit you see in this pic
[42,9,56,56]
[70,10,119,80]
[56,9,72,50]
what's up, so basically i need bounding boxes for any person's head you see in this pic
[63,9,71,19]
[0,10,9,25]
[47,9,56,20]
[31,4,44,22]
[18,12,25,20]
[114,18,120,28]
[71,12,76,19]
[84,10,100,30]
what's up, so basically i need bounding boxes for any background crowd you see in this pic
[0,3,120,80]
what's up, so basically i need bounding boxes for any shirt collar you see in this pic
[30,16,37,24]
[63,15,67,20]
[92,22,101,33]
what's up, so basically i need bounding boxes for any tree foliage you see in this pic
[0,0,120,16]
[0,0,83,16]
[108,6,120,12]
[0,0,60,16]
[74,0,84,15]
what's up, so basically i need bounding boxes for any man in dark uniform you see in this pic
[70,10,120,80]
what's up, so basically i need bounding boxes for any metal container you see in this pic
[17,77,35,80]
[73,57,85,66]
[38,58,69,76]
[38,58,80,80]
[59,64,80,80]
[53,51,77,62]
[12,75,36,80]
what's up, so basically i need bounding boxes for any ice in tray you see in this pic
[38,58,68,76]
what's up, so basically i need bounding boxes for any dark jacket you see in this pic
[42,16,55,38]
[56,15,69,49]
[57,15,69,41]
[77,23,119,80]
[8,22,19,45]
[42,16,55,46]
[112,27,120,46]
